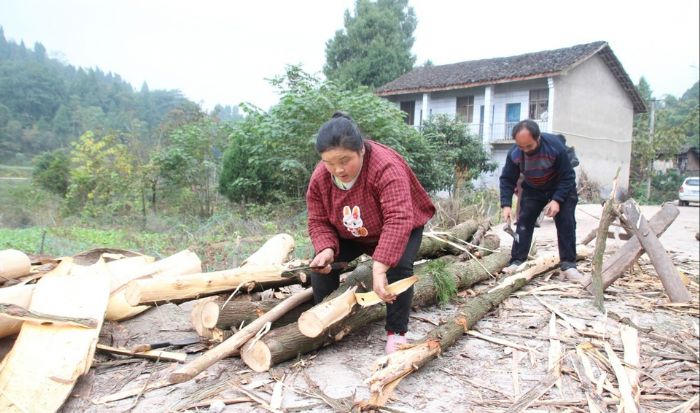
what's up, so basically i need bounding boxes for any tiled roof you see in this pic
[376,41,646,113]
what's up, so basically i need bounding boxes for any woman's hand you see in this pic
[309,248,334,274]
[372,261,396,303]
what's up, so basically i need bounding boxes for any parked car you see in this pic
[678,176,699,206]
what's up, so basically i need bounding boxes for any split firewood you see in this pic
[603,341,639,413]
[362,246,590,408]
[579,202,679,291]
[105,250,202,321]
[591,169,620,311]
[620,324,641,406]
[0,258,110,413]
[240,251,512,372]
[0,249,31,282]
[619,200,691,302]
[168,288,314,384]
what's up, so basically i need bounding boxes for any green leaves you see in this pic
[219,66,443,204]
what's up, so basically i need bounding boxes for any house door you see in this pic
[400,101,415,125]
[505,103,521,137]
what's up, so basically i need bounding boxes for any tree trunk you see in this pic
[579,202,679,291]
[191,294,314,338]
[240,251,511,372]
[105,250,202,321]
[0,249,31,282]
[364,248,590,407]
[619,201,691,302]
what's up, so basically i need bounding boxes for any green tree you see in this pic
[32,149,70,196]
[219,66,441,204]
[421,114,496,198]
[324,0,417,88]
[65,131,138,216]
[154,117,229,217]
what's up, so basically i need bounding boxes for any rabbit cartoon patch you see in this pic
[342,206,368,237]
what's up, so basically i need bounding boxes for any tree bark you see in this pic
[363,248,590,407]
[619,201,691,302]
[474,233,501,258]
[240,251,511,372]
[579,202,679,291]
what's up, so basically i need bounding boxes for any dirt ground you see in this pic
[60,203,699,413]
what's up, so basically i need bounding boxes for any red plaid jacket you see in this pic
[306,140,435,267]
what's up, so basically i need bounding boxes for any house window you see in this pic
[529,89,549,120]
[456,96,474,123]
[400,101,415,125]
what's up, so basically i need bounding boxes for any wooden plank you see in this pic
[0,258,110,413]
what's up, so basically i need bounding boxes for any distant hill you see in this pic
[0,26,200,162]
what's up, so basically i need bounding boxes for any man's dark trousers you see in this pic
[511,188,578,270]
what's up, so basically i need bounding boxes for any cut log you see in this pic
[363,246,591,407]
[297,287,358,338]
[580,202,679,291]
[190,294,315,339]
[105,250,203,321]
[619,200,691,302]
[190,233,298,338]
[0,258,110,413]
[240,233,294,267]
[0,249,31,282]
[168,288,314,383]
[240,251,512,372]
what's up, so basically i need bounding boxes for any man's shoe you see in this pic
[502,262,522,275]
[385,333,407,354]
[562,267,584,282]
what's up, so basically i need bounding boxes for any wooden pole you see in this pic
[619,200,691,302]
[591,168,620,312]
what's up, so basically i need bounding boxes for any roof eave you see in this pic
[376,72,561,97]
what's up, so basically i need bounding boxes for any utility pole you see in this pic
[646,99,656,200]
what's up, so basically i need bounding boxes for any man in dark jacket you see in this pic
[499,119,582,280]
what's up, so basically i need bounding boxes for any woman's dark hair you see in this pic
[511,119,541,139]
[315,111,364,153]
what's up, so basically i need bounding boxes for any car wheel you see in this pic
[679,200,688,206]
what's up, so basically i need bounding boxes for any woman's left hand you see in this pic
[372,261,396,303]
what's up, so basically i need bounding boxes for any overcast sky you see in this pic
[1,0,698,111]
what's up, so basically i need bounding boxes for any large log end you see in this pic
[297,312,325,338]
[240,339,272,372]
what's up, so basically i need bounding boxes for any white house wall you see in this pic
[552,54,634,194]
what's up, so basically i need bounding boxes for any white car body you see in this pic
[678,176,699,206]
